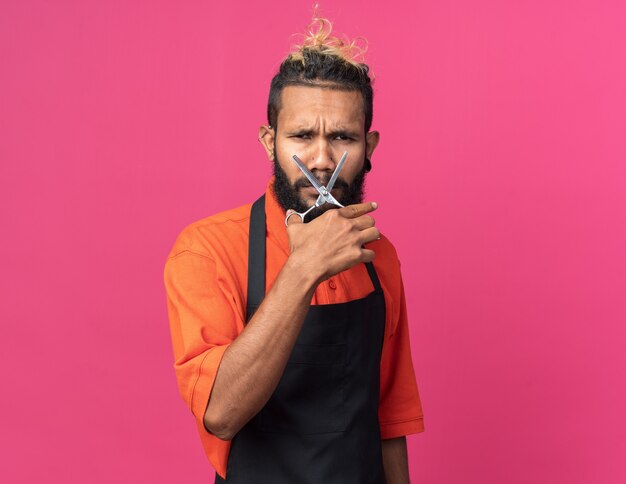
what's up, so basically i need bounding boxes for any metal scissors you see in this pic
[285,151,348,226]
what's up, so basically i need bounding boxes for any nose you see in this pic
[307,139,336,173]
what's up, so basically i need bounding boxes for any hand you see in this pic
[285,202,380,284]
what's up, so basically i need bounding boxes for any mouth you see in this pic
[301,186,341,197]
[301,186,320,197]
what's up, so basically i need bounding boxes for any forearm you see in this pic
[382,436,410,484]
[204,256,319,440]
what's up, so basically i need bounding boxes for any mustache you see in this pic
[293,172,349,190]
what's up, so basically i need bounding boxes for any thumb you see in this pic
[285,209,303,227]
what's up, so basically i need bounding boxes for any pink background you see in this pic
[2,1,625,482]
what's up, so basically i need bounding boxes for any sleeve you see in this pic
[378,274,425,439]
[164,249,241,479]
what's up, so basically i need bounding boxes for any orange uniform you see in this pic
[164,178,424,478]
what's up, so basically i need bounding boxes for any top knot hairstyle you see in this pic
[267,13,374,133]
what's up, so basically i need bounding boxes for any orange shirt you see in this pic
[164,177,424,479]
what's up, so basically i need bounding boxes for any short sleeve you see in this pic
[164,249,241,479]
[378,275,425,439]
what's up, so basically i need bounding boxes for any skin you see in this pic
[204,86,409,483]
[260,85,378,212]
[382,436,410,484]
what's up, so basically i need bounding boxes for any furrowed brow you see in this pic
[286,128,316,136]
[328,129,361,138]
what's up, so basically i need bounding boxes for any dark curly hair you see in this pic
[267,16,374,133]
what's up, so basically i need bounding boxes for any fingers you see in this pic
[359,226,381,245]
[359,248,376,263]
[351,214,376,231]
[338,201,378,219]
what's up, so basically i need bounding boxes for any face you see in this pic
[259,85,379,220]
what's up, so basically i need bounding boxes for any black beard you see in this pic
[272,154,367,222]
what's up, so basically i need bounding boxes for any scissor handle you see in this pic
[284,206,314,226]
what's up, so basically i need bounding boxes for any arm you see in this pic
[382,436,410,484]
[377,262,425,483]
[204,202,380,440]
[203,255,317,440]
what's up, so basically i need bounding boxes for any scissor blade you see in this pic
[326,151,348,192]
[292,155,324,192]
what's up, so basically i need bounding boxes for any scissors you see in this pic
[284,151,348,226]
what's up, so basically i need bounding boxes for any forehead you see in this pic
[277,85,365,129]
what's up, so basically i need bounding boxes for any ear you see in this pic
[365,130,380,159]
[258,125,275,160]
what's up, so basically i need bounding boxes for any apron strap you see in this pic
[364,261,383,294]
[246,194,266,322]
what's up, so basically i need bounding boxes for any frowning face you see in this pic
[259,85,379,219]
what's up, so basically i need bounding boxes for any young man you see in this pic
[164,17,424,484]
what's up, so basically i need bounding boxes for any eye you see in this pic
[334,134,353,141]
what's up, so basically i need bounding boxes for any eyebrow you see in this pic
[286,128,361,138]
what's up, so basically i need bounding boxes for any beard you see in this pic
[272,153,368,223]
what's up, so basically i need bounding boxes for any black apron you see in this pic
[215,195,387,483]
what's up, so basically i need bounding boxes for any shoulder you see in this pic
[369,233,401,276]
[166,202,252,260]
[368,233,406,328]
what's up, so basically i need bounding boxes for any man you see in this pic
[164,17,424,483]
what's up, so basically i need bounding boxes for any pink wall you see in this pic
[2,1,625,482]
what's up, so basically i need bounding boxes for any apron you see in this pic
[215,194,387,483]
